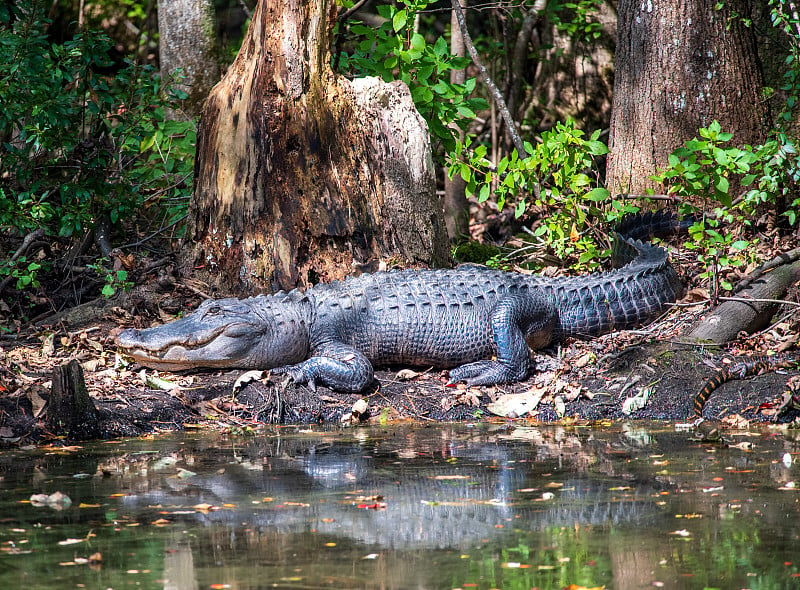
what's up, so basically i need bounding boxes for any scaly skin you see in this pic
[693,353,799,418]
[116,215,684,393]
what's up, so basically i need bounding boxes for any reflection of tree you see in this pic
[163,530,199,590]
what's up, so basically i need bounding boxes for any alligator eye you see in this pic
[206,305,221,315]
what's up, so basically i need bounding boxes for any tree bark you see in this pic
[158,0,220,119]
[443,0,469,241]
[46,359,100,439]
[189,0,450,293]
[606,0,770,194]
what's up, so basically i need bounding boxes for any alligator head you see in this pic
[115,295,311,371]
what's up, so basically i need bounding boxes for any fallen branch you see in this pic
[733,246,800,294]
[684,259,800,344]
[0,227,46,297]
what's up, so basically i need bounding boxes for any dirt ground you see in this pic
[1,284,798,446]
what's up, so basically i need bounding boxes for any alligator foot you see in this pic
[447,360,529,387]
[272,343,375,393]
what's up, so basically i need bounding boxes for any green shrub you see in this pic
[651,120,799,292]
[448,119,620,269]
[0,0,194,294]
[335,0,488,151]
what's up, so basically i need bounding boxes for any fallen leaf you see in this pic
[40,333,55,356]
[622,386,652,415]
[395,368,421,380]
[729,441,753,451]
[487,388,545,418]
[341,398,369,425]
[232,370,265,394]
[721,413,750,428]
[139,370,180,392]
[554,395,566,417]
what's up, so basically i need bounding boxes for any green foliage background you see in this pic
[2,0,800,307]
[0,0,194,294]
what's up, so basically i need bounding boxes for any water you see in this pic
[0,423,798,589]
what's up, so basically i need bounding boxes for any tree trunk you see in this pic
[158,0,220,119]
[443,0,469,241]
[606,0,770,194]
[188,0,450,293]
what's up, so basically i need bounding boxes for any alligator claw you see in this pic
[273,365,317,392]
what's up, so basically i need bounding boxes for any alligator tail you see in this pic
[610,210,692,268]
[613,209,693,243]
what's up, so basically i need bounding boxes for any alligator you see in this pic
[693,352,799,418]
[116,212,685,393]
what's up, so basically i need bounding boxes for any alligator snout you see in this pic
[115,328,144,349]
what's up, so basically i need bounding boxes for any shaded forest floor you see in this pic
[1,280,799,446]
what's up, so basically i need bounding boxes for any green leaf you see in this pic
[376,4,393,19]
[585,187,610,201]
[741,173,756,186]
[431,81,450,95]
[714,176,730,199]
[392,10,407,32]
[514,199,526,218]
[731,240,749,250]
[410,33,425,52]
[585,140,609,155]
[433,36,448,58]
[456,105,476,118]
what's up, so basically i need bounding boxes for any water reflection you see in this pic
[0,423,798,589]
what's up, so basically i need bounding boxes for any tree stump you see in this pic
[46,360,100,439]
[188,0,450,293]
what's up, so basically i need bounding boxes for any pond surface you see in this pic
[0,423,798,590]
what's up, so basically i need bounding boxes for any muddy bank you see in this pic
[1,316,798,445]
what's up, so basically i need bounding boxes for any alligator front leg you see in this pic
[272,342,374,393]
[448,294,557,387]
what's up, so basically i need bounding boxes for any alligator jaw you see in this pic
[117,341,195,371]
[115,325,237,370]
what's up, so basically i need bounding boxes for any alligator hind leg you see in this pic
[447,294,556,387]
[272,342,375,393]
